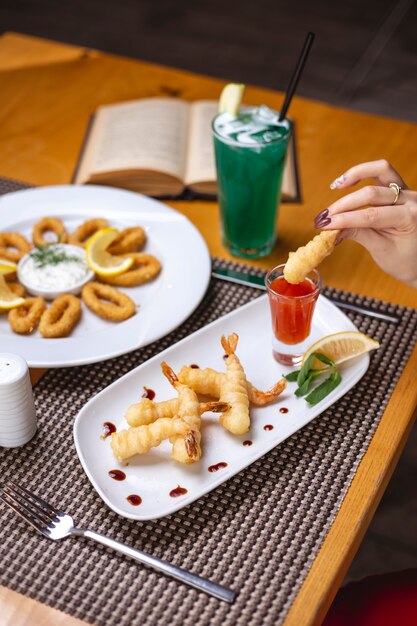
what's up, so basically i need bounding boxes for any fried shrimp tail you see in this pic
[283,230,339,284]
[219,334,250,435]
[178,366,286,406]
[110,418,188,461]
[247,378,286,405]
[161,362,202,464]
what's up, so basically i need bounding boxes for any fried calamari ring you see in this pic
[8,297,46,334]
[38,294,82,338]
[68,218,109,247]
[107,227,146,255]
[82,282,135,321]
[32,217,68,246]
[0,232,31,262]
[100,253,161,287]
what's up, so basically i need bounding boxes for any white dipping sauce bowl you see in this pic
[17,243,95,300]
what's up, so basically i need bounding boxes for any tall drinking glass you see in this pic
[212,106,292,259]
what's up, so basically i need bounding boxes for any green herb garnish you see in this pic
[30,245,83,268]
[284,352,342,406]
[305,371,342,405]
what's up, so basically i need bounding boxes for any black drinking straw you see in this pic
[278,32,315,121]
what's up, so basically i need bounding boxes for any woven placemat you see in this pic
[1,178,417,626]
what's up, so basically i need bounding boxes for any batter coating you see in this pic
[0,232,31,262]
[32,217,68,246]
[39,294,81,338]
[9,297,46,334]
[68,218,109,247]
[100,253,161,287]
[82,281,135,321]
[107,227,146,255]
[283,230,339,284]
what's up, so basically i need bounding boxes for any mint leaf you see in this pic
[305,371,342,405]
[284,371,300,382]
[297,354,316,387]
[295,370,327,396]
[314,353,335,367]
[295,374,314,396]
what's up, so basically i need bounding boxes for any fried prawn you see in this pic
[100,253,161,287]
[8,297,46,334]
[32,217,68,246]
[68,218,109,247]
[107,227,146,255]
[283,230,339,284]
[219,334,250,435]
[178,366,286,406]
[39,294,81,338]
[82,281,135,321]
[111,417,189,461]
[161,362,202,464]
[125,397,229,427]
[0,232,31,262]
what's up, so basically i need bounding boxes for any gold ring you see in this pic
[389,182,401,205]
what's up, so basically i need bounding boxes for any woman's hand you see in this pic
[314,160,417,288]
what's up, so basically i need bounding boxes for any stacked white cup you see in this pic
[0,353,37,448]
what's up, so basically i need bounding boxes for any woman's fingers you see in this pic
[321,204,410,231]
[329,160,407,190]
[314,186,408,228]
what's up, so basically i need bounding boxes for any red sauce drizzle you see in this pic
[243,440,253,446]
[101,421,116,439]
[169,485,188,498]
[142,387,155,400]
[279,407,289,414]
[208,462,228,473]
[190,363,200,369]
[222,354,228,360]
[264,424,274,431]
[127,494,142,506]
[108,469,126,481]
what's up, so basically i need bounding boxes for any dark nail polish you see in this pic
[314,209,329,227]
[315,217,331,229]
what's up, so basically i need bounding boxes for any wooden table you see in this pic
[1,31,416,626]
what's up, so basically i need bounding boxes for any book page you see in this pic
[184,100,218,186]
[79,98,190,182]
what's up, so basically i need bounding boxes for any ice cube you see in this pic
[255,105,279,125]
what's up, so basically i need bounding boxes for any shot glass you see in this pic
[265,264,322,366]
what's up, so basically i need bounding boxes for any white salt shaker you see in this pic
[0,353,37,448]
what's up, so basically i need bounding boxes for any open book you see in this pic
[74,98,300,201]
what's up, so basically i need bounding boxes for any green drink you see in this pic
[212,106,292,258]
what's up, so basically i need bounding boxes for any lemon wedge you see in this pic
[218,83,245,116]
[0,275,25,310]
[0,258,18,275]
[85,229,134,277]
[302,331,380,369]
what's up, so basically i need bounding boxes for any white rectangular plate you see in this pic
[73,294,369,520]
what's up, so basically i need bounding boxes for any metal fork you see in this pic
[0,482,236,603]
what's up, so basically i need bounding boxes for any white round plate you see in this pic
[0,185,211,367]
